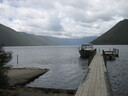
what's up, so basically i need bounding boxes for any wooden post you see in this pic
[17,54,19,65]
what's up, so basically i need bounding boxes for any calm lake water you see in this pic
[5,45,128,96]
[6,46,88,90]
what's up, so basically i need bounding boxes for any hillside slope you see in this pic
[0,24,57,46]
[0,23,97,46]
[49,36,97,45]
[92,19,128,45]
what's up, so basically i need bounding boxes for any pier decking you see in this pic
[75,52,112,96]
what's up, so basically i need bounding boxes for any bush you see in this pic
[0,45,12,89]
[0,89,19,96]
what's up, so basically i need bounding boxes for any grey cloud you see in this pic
[57,0,89,9]
[18,0,55,9]
[0,0,3,3]
[46,13,64,31]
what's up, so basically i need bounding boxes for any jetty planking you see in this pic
[75,51,112,96]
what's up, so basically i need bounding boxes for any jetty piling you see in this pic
[102,50,107,67]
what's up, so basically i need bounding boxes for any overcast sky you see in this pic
[0,0,127,38]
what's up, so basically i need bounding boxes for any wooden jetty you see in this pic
[75,51,112,96]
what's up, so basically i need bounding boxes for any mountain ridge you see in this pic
[0,24,57,46]
[92,19,128,45]
[49,36,97,45]
[0,23,96,46]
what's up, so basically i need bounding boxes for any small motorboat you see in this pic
[79,43,94,58]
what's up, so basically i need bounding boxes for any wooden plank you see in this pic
[101,54,107,72]
[81,56,97,96]
[75,53,98,96]
[88,59,95,68]
[75,85,84,96]
[95,54,101,96]
[87,54,99,96]
[75,57,96,96]
[82,53,100,96]
[100,55,108,96]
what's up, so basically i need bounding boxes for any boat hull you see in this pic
[79,50,93,58]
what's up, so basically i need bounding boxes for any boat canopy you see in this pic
[81,43,93,48]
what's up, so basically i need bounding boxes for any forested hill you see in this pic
[92,19,128,45]
[0,24,57,46]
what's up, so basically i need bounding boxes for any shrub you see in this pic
[0,89,19,96]
[0,45,12,89]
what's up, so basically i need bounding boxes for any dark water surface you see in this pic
[6,46,88,90]
[6,45,128,96]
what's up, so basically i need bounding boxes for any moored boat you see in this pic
[78,43,94,58]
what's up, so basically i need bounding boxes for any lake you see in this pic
[6,45,128,96]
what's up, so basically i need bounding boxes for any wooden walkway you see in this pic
[75,52,112,96]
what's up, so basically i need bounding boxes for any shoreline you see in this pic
[25,86,76,94]
[7,68,76,96]
[9,86,76,96]
[17,86,76,94]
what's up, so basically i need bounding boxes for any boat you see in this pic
[78,43,94,58]
[103,48,119,60]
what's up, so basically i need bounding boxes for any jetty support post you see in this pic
[102,50,107,67]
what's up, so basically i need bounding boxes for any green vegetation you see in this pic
[92,19,128,45]
[0,24,57,46]
[0,45,12,89]
[0,89,19,96]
